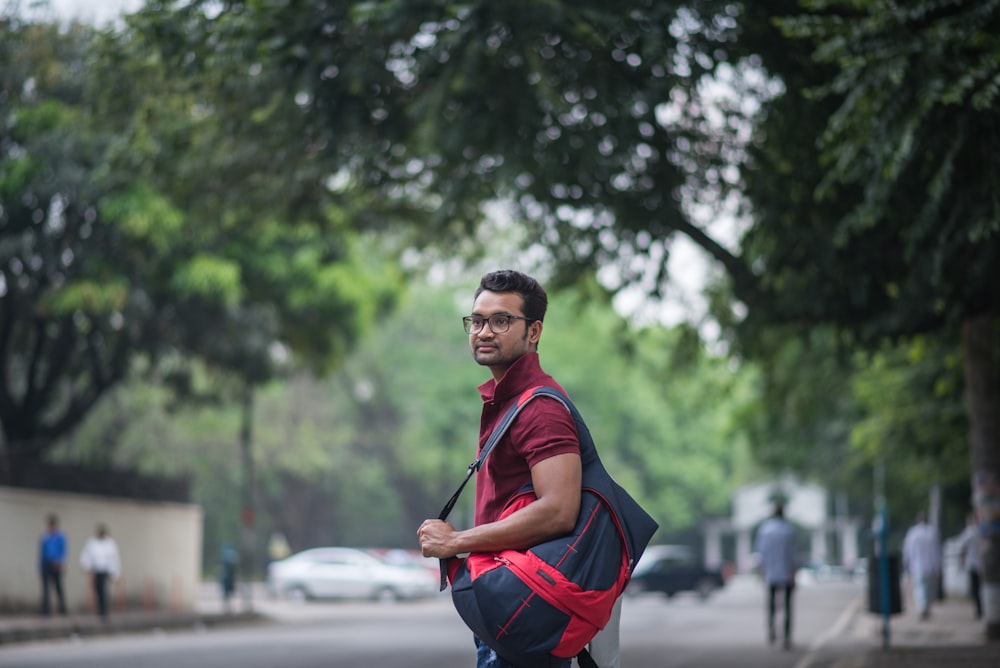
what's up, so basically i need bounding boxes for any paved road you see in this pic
[0,575,865,668]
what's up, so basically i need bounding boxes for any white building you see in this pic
[703,476,862,573]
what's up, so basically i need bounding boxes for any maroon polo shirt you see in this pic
[475,352,580,525]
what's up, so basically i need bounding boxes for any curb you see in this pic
[0,611,265,646]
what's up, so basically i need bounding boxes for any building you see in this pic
[704,476,862,573]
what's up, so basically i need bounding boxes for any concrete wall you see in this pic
[0,486,202,614]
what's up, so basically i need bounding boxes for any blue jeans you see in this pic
[474,638,572,668]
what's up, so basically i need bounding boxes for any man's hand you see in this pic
[418,519,458,559]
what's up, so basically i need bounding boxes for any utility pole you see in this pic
[240,382,255,613]
[873,461,891,648]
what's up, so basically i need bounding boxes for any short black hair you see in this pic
[475,270,548,322]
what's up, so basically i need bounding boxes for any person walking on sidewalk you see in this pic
[902,510,941,620]
[755,500,798,650]
[79,523,121,620]
[957,511,983,620]
[38,513,68,616]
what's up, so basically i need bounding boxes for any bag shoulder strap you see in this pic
[435,386,572,591]
[437,385,565,522]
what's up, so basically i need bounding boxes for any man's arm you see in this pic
[418,452,582,558]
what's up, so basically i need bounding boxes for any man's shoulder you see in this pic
[758,518,781,535]
[512,393,577,436]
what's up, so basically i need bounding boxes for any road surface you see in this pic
[0,574,868,668]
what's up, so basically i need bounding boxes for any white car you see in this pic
[266,547,438,602]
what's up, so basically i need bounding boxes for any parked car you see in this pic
[797,558,863,583]
[628,544,727,599]
[266,547,438,602]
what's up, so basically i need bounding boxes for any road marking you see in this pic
[793,593,863,668]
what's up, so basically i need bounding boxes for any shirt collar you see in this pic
[478,352,541,405]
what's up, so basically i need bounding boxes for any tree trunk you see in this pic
[962,315,1000,639]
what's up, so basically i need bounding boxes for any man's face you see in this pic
[469,290,541,379]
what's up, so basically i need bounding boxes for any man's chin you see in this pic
[474,351,499,366]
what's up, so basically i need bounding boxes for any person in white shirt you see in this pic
[79,523,121,619]
[755,501,798,649]
[902,511,941,620]
[957,511,982,619]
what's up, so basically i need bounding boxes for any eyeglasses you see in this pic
[462,314,534,334]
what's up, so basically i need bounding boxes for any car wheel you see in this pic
[695,578,716,600]
[286,585,310,603]
[374,587,399,604]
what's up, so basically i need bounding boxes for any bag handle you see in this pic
[435,386,572,589]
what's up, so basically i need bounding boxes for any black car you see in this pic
[628,545,727,599]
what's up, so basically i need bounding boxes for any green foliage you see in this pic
[740,322,969,525]
[741,0,1000,336]
[0,13,402,464]
[134,1,992,531]
[59,279,762,563]
[850,336,968,484]
[7,0,996,563]
[707,0,997,528]
[539,300,758,533]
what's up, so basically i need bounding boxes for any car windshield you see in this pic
[634,546,695,574]
[372,548,437,571]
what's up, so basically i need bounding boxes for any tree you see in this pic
[735,0,1000,634]
[157,0,998,629]
[61,277,761,560]
[1,17,136,464]
[0,13,399,474]
[741,322,970,534]
[40,2,998,616]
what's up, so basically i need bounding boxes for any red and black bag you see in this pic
[437,386,659,668]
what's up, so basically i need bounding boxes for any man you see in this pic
[755,501,798,650]
[418,270,620,668]
[79,523,121,619]
[902,511,941,620]
[957,511,983,619]
[38,513,68,616]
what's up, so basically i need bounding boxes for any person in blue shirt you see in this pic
[755,501,798,649]
[39,513,68,615]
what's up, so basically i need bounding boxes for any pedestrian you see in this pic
[901,510,941,620]
[38,513,68,616]
[754,500,798,649]
[219,545,238,614]
[417,269,621,668]
[957,511,982,620]
[79,523,121,619]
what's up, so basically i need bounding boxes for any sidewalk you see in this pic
[843,594,1000,668]
[0,607,262,646]
[0,584,265,646]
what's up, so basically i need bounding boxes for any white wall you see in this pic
[732,477,828,530]
[0,486,202,614]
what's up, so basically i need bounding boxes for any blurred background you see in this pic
[1,0,996,615]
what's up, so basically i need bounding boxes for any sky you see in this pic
[35,0,142,25]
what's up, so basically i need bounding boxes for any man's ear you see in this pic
[529,320,543,345]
